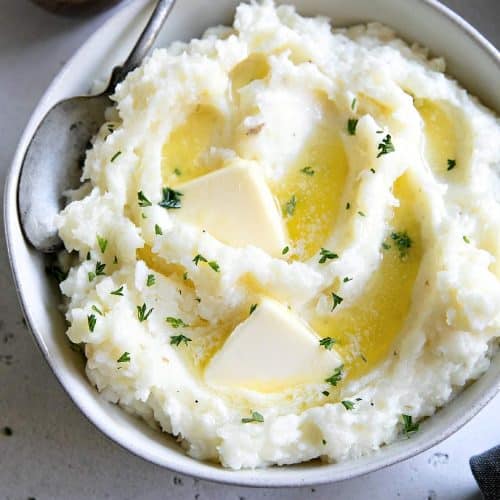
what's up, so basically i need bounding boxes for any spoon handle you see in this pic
[106,0,176,92]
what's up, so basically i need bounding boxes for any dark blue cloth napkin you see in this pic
[470,445,500,499]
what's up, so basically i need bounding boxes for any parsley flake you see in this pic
[110,285,124,296]
[322,390,330,396]
[447,159,456,171]
[47,265,68,283]
[159,187,183,209]
[88,272,96,282]
[87,314,96,332]
[110,151,122,162]
[343,276,352,283]
[146,274,155,287]
[391,231,412,259]
[241,411,264,424]
[137,191,152,207]
[301,166,315,176]
[117,352,130,363]
[341,400,354,410]
[154,224,163,235]
[193,254,207,266]
[325,364,344,386]
[319,248,338,264]
[376,134,395,158]
[170,334,192,346]
[136,303,153,322]
[249,304,258,315]
[91,305,103,316]
[284,195,297,216]
[166,317,189,329]
[345,202,351,210]
[351,97,357,110]
[401,414,419,435]
[463,235,470,244]
[174,167,182,176]
[319,337,336,350]
[331,292,343,311]
[97,235,108,254]
[282,246,289,255]
[358,211,366,217]
[322,439,327,445]
[208,261,220,272]
[347,118,358,135]
[95,261,106,276]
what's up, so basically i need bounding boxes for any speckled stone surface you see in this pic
[0,1,499,499]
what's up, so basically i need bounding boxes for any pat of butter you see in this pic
[204,297,342,392]
[174,160,286,256]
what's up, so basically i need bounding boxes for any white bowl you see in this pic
[4,0,500,487]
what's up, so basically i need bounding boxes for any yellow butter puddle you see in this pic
[272,117,349,260]
[311,173,422,384]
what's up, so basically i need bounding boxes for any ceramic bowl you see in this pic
[4,0,500,487]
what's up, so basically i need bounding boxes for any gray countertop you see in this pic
[0,1,499,499]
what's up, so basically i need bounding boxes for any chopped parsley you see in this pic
[322,390,330,396]
[301,166,315,176]
[137,191,152,207]
[391,231,412,259]
[87,314,96,332]
[370,168,376,174]
[174,168,182,176]
[249,304,258,315]
[117,352,130,363]
[113,256,118,264]
[110,151,122,162]
[325,364,344,386]
[347,118,358,135]
[95,261,106,276]
[154,224,163,235]
[343,276,352,283]
[322,439,327,445]
[345,202,351,210]
[331,292,343,311]
[91,305,103,316]
[376,134,395,158]
[208,261,220,272]
[351,97,357,110]
[282,246,289,255]
[183,272,188,281]
[47,264,68,283]
[319,336,336,350]
[146,274,156,287]
[241,411,264,424]
[341,400,354,410]
[136,303,153,322]
[382,242,391,250]
[463,235,470,244]
[319,248,339,264]
[447,159,456,171]
[284,195,297,216]
[401,414,419,435]
[170,334,192,347]
[86,252,91,261]
[110,285,124,296]
[166,317,189,329]
[358,211,365,217]
[96,235,108,254]
[192,254,207,266]
[159,187,183,209]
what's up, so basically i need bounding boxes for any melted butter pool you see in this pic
[311,173,422,384]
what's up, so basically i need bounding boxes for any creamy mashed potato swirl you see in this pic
[56,1,500,469]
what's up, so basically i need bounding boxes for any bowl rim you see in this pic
[4,0,500,488]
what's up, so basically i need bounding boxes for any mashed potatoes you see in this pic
[56,0,500,469]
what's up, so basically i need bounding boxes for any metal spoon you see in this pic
[18,0,176,253]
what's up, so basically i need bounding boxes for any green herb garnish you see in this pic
[284,194,297,216]
[343,276,352,283]
[208,261,220,272]
[391,231,412,259]
[331,292,343,311]
[319,248,338,264]
[87,314,96,332]
[358,211,365,217]
[241,411,264,424]
[249,304,258,315]
[463,235,470,244]
[159,187,183,209]
[47,265,68,283]
[110,151,122,162]
[136,303,153,322]
[376,134,395,158]
[174,168,182,176]
[325,364,344,386]
[138,191,152,207]
[351,97,357,110]
[193,254,207,266]
[282,246,289,255]
[110,285,124,296]
[322,391,330,396]
[91,305,103,316]
[117,352,130,363]
[345,202,351,210]
[154,224,163,235]
[447,159,456,171]
[166,317,189,329]
[95,261,106,276]
[401,414,419,435]
[319,337,336,350]
[347,118,358,135]
[170,334,192,347]
[146,274,155,287]
[341,400,354,410]
[301,166,315,176]
[97,235,107,253]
